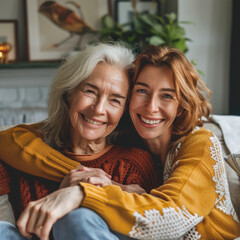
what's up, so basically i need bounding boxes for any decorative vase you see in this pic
[0,37,12,64]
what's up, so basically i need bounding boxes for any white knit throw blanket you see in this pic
[211,114,240,154]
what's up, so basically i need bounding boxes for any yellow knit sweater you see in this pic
[79,127,240,239]
[0,125,239,239]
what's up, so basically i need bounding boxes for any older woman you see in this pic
[4,45,239,240]
[0,43,159,239]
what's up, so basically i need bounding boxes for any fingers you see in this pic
[17,205,33,238]
[87,176,112,187]
[61,169,112,188]
[39,211,56,240]
[70,165,111,179]
[17,186,84,240]
[121,184,146,194]
[17,200,41,238]
[70,164,84,173]
[88,168,111,179]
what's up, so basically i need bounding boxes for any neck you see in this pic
[145,135,171,165]
[70,136,107,155]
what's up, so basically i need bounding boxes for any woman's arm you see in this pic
[0,124,79,182]
[60,165,146,194]
[15,129,239,239]
[79,129,237,238]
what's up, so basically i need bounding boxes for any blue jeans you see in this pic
[53,207,132,240]
[0,208,132,240]
[0,221,30,240]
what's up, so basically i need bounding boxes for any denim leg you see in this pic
[53,207,132,240]
[0,221,30,240]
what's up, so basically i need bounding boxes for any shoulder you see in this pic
[0,123,43,137]
[0,123,44,149]
[175,126,221,168]
[181,126,216,148]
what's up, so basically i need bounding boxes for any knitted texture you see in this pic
[80,127,240,239]
[65,145,160,193]
[129,207,203,240]
[3,165,59,218]
[0,144,159,218]
[0,161,10,195]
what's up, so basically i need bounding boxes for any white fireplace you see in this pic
[0,67,57,126]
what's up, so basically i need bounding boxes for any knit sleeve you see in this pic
[117,148,160,193]
[0,125,79,182]
[80,128,239,239]
[0,161,11,195]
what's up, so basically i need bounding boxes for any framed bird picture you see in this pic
[25,0,110,62]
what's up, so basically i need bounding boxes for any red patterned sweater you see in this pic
[0,132,159,219]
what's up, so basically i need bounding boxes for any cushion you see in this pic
[204,122,240,218]
[0,194,15,224]
[225,154,240,176]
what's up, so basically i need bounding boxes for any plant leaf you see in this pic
[149,36,165,46]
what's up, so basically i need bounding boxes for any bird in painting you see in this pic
[39,0,96,49]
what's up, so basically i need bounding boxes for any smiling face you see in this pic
[68,62,129,144]
[129,64,179,142]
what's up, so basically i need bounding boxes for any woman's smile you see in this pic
[137,114,165,128]
[81,114,106,127]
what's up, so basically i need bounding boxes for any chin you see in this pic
[137,130,157,140]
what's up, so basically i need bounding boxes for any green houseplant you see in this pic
[98,11,191,54]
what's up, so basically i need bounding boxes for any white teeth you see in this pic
[140,116,162,125]
[84,116,103,125]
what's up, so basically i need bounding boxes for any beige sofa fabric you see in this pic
[204,121,240,218]
[0,194,15,224]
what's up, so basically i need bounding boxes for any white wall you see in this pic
[178,0,232,114]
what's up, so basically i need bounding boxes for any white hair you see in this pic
[42,43,135,150]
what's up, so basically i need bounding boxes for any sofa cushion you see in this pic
[225,154,240,176]
[204,122,240,218]
[0,194,15,224]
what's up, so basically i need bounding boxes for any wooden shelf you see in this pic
[0,62,60,69]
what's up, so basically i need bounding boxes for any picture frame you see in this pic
[25,0,110,62]
[0,20,18,63]
[115,0,159,24]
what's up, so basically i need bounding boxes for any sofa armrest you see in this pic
[204,121,240,218]
[0,194,15,224]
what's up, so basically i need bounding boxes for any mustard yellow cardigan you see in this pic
[0,125,239,239]
[79,127,240,239]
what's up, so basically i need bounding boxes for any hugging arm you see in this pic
[79,129,239,239]
[0,124,79,182]
[15,129,240,240]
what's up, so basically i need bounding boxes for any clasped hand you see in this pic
[60,165,146,194]
[16,164,145,240]
[17,185,83,240]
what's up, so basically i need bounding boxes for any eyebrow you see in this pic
[85,83,126,99]
[134,82,175,92]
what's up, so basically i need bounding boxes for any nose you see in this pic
[145,95,159,113]
[93,97,106,114]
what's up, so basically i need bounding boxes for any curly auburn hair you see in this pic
[132,46,213,145]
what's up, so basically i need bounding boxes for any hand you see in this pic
[17,185,84,240]
[60,165,112,188]
[119,183,146,195]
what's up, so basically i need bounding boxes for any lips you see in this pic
[138,114,164,125]
[81,114,105,125]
